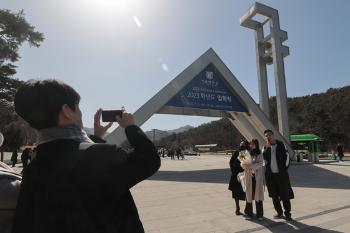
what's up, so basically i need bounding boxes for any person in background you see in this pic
[169,148,175,160]
[20,148,31,172]
[29,147,37,161]
[336,143,344,162]
[11,150,18,168]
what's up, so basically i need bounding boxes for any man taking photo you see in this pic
[12,79,160,233]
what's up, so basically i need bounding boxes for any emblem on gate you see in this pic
[205,71,214,80]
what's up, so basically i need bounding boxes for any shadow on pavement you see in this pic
[236,204,350,232]
[236,218,343,233]
[289,163,350,190]
[149,163,350,190]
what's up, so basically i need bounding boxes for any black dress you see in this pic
[228,150,245,200]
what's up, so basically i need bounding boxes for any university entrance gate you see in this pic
[105,48,292,155]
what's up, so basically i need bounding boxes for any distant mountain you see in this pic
[167,125,193,134]
[83,125,193,142]
[145,125,193,141]
[158,118,241,150]
[158,86,350,150]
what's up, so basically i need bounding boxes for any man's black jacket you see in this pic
[12,125,160,233]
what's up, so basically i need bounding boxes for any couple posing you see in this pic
[229,130,294,221]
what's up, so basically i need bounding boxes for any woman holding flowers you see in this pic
[240,139,265,220]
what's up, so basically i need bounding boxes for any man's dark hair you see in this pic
[264,129,274,135]
[14,79,80,129]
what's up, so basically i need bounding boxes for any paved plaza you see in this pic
[131,154,350,233]
[4,153,350,232]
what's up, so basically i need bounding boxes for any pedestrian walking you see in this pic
[337,143,344,162]
[11,150,18,167]
[21,148,31,171]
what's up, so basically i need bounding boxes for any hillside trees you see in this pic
[0,9,44,154]
[159,86,350,150]
[0,9,44,78]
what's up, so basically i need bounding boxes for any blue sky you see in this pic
[2,0,350,131]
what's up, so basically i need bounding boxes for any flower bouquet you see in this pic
[238,150,252,165]
[237,150,252,192]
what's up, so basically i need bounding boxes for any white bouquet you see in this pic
[238,150,252,165]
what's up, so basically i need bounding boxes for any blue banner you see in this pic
[165,64,247,112]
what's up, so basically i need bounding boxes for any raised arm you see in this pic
[104,125,159,189]
[117,113,160,188]
[80,111,160,193]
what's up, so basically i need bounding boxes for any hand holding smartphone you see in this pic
[101,110,124,122]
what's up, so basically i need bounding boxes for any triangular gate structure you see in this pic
[105,48,292,155]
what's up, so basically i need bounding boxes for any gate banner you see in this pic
[165,64,247,112]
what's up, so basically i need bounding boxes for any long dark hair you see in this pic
[250,139,261,156]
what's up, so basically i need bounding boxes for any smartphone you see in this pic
[101,110,123,122]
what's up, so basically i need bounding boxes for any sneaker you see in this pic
[273,214,283,219]
[235,210,242,216]
[285,215,293,221]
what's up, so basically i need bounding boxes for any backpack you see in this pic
[0,162,22,233]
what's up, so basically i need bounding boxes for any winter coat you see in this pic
[228,150,245,200]
[12,125,160,233]
[263,140,294,200]
[240,152,265,202]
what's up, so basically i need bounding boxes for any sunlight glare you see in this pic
[161,64,169,72]
[133,16,142,28]
[82,0,140,18]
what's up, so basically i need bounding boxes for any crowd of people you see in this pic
[158,147,185,160]
[10,147,37,171]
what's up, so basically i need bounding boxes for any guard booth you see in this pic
[291,134,322,162]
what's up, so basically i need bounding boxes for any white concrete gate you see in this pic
[105,48,292,155]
